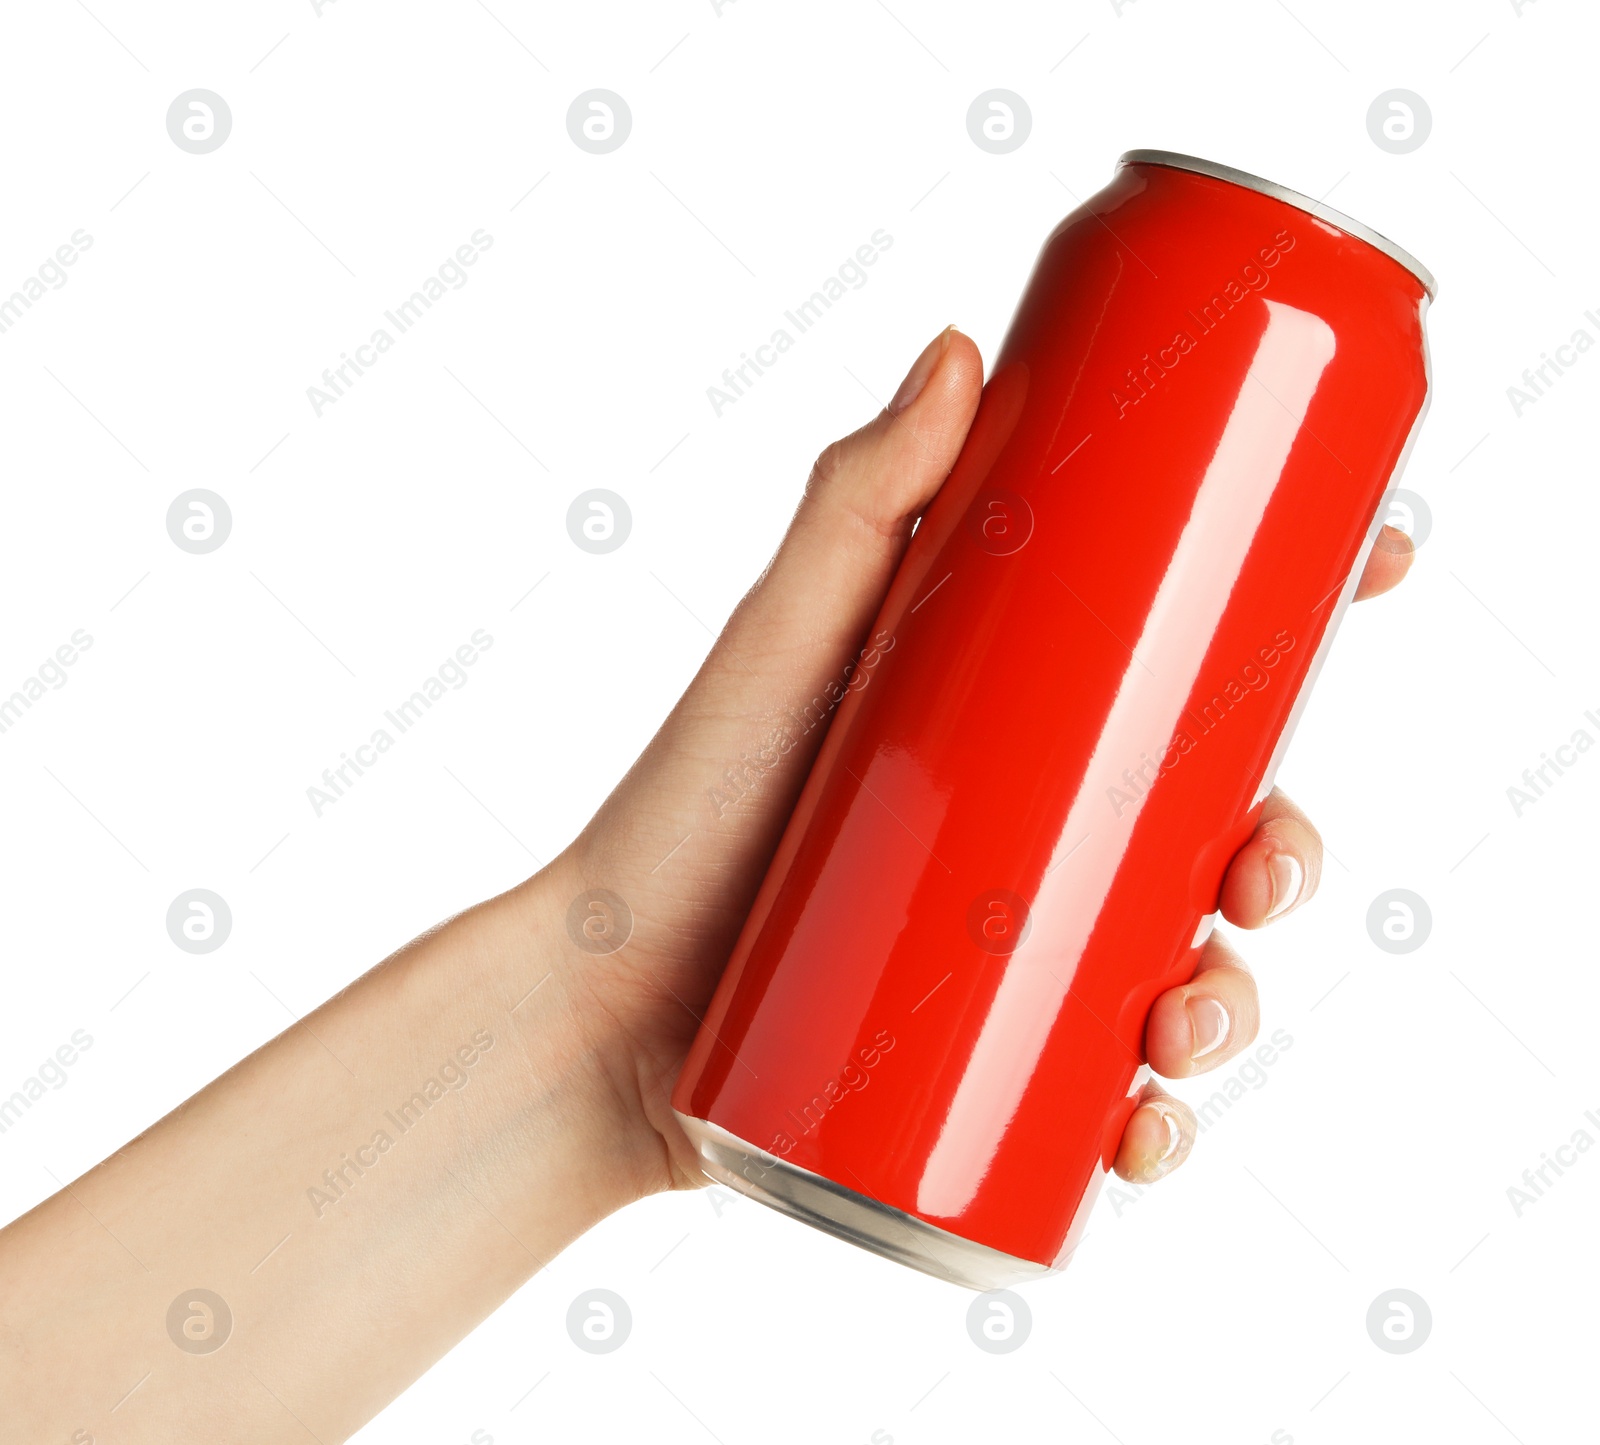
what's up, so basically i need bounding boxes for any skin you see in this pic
[0,327,1413,1443]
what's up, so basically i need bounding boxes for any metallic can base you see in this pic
[675,1112,1054,1292]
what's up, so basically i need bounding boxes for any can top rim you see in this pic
[1116,149,1438,301]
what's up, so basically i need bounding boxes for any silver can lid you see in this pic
[1117,149,1437,300]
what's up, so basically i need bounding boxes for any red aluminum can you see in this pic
[671,151,1434,1288]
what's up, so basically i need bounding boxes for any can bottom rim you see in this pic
[674,1111,1055,1292]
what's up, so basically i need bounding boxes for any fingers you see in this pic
[1355,524,1414,600]
[1144,930,1259,1080]
[1218,787,1323,929]
[1114,1080,1197,1183]
[1120,524,1412,1187]
[1120,933,1258,1181]
[1123,521,1404,1182]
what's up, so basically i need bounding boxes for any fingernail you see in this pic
[1265,849,1305,921]
[1143,1100,1184,1179]
[1187,995,1231,1063]
[1375,523,1415,556]
[890,326,955,414]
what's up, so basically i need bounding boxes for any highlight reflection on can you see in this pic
[671,151,1435,1289]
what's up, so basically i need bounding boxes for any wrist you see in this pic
[499,855,689,1204]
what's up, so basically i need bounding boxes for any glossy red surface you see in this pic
[672,159,1431,1269]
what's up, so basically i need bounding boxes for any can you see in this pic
[670,150,1435,1289]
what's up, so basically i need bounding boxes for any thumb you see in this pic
[576,326,983,907]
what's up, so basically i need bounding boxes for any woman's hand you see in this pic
[555,324,1415,1197]
[0,327,1414,1445]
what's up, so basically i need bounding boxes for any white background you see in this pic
[1,1,1594,1442]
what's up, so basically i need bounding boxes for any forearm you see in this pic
[0,855,652,1444]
